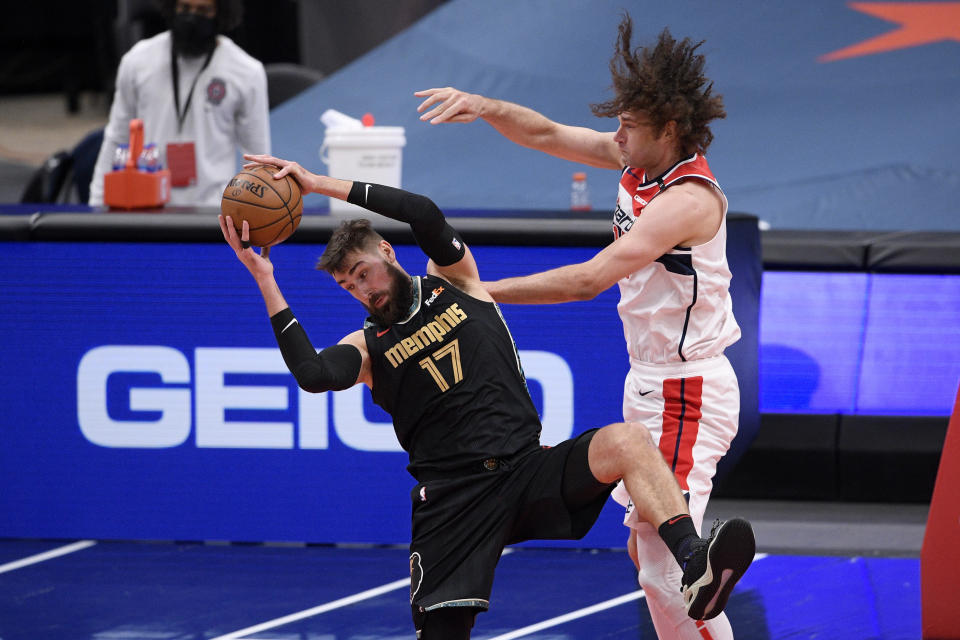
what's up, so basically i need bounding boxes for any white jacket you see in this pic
[89,31,270,206]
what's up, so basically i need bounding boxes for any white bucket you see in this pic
[319,126,406,215]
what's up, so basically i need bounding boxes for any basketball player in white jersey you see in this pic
[415,17,745,640]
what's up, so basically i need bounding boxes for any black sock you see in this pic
[658,514,699,567]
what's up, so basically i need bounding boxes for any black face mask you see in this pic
[172,13,217,58]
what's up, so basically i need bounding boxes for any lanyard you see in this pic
[171,45,214,134]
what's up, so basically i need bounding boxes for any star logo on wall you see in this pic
[820,2,960,61]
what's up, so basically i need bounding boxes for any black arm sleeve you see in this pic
[270,308,361,392]
[346,182,466,266]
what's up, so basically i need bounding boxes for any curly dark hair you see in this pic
[158,0,244,33]
[317,219,385,274]
[591,16,726,156]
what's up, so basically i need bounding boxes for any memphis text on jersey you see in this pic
[383,302,468,368]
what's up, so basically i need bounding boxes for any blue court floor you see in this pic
[0,538,920,639]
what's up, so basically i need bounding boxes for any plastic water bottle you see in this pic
[570,171,591,210]
[138,142,161,172]
[112,143,129,171]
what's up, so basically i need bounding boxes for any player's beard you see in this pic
[365,263,413,327]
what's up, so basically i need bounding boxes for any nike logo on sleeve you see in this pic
[365,183,371,203]
[281,318,298,333]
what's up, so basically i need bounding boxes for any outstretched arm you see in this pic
[415,86,622,170]
[219,212,370,390]
[243,153,489,300]
[486,181,724,304]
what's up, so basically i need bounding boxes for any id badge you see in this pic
[166,142,197,187]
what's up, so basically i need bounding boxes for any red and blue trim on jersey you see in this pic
[659,376,704,491]
[613,154,719,240]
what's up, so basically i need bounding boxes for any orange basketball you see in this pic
[221,164,303,247]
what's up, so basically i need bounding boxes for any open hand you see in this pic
[242,153,321,194]
[415,87,485,124]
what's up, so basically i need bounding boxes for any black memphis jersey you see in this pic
[363,275,542,479]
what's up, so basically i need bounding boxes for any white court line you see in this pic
[485,553,769,640]
[486,590,647,640]
[210,549,760,639]
[208,577,410,640]
[210,547,516,640]
[0,539,97,575]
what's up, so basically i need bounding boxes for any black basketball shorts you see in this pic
[408,428,615,615]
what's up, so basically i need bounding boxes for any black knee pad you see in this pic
[414,605,478,639]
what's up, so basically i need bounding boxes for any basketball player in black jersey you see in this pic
[219,152,756,639]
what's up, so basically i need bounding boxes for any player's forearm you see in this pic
[345,182,465,267]
[480,99,620,169]
[307,174,353,200]
[269,307,361,393]
[486,263,606,305]
[255,273,289,317]
[480,98,563,151]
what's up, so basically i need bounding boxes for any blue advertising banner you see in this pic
[0,241,636,545]
[4,236,957,545]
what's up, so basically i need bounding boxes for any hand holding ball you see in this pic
[221,164,303,247]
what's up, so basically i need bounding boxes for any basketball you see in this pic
[220,164,303,247]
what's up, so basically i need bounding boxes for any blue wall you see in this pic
[270,0,960,231]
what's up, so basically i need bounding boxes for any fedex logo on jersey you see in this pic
[76,345,574,451]
[423,286,444,306]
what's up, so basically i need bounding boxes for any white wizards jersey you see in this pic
[613,154,740,364]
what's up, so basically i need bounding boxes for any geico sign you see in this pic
[77,346,574,450]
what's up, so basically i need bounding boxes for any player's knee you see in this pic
[590,422,657,482]
[625,421,655,447]
[600,421,655,459]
